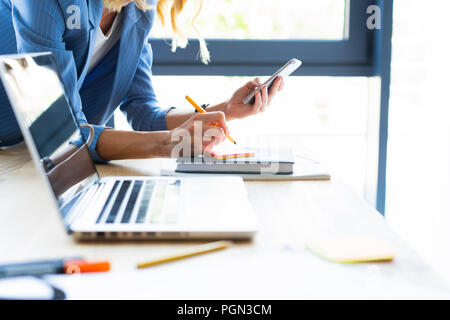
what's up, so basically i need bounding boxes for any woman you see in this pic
[0,0,283,162]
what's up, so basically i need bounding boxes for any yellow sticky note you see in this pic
[210,141,255,160]
[211,151,255,160]
[306,236,396,263]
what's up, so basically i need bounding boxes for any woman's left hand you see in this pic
[218,77,284,121]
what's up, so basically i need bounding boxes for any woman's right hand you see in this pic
[169,111,229,158]
[96,112,229,161]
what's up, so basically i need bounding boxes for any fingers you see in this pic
[203,143,214,157]
[244,77,261,91]
[192,125,225,155]
[193,111,228,135]
[260,85,268,112]
[204,125,226,145]
[181,113,229,156]
[252,89,263,114]
[278,77,285,91]
[252,84,268,113]
[267,77,283,105]
[269,77,282,95]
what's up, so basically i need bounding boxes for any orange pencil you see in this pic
[185,95,237,145]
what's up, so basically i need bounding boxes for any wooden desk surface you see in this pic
[1,145,449,299]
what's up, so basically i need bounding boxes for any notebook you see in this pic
[176,145,295,174]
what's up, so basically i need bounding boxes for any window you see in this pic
[151,0,347,40]
[150,0,377,76]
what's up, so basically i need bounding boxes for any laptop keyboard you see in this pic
[96,181,120,223]
[95,179,180,225]
[121,180,143,223]
[106,180,131,224]
[136,180,156,224]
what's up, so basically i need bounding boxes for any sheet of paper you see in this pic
[0,276,55,299]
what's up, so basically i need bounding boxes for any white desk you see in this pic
[1,144,449,299]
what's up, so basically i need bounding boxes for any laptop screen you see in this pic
[0,53,99,226]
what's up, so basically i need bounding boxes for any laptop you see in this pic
[0,52,258,240]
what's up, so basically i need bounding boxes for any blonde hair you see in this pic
[103,0,210,64]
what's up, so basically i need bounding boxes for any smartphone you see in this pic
[242,58,302,105]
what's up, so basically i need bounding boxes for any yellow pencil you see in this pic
[185,95,237,145]
[137,241,232,269]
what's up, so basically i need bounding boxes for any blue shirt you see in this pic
[0,0,172,162]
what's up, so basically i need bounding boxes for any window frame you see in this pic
[151,0,377,76]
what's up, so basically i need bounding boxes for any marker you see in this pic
[137,241,232,269]
[64,259,111,274]
[0,258,110,278]
[185,95,237,145]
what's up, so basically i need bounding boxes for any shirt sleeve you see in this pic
[70,122,109,163]
[11,0,108,162]
[120,40,175,132]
